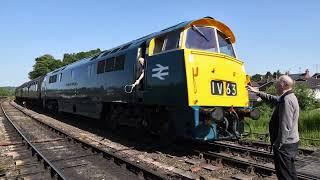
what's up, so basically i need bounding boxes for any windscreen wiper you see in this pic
[192,25,209,41]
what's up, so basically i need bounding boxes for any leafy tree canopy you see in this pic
[251,74,262,82]
[251,70,282,82]
[28,48,101,80]
[265,71,272,79]
[0,87,15,96]
[263,82,317,111]
[62,48,101,65]
[28,54,63,79]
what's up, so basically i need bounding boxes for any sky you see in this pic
[0,0,320,87]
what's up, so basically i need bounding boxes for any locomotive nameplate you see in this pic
[211,81,237,96]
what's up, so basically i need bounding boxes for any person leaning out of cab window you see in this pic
[133,57,145,89]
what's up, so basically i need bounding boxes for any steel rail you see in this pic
[195,150,319,180]
[209,141,274,159]
[0,102,67,180]
[10,101,171,180]
[239,140,315,156]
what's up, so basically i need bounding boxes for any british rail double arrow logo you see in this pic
[152,64,169,80]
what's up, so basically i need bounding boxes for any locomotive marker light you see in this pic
[236,108,261,120]
[200,107,224,123]
[210,107,224,122]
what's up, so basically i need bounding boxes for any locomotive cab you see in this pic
[143,17,256,141]
[181,18,255,140]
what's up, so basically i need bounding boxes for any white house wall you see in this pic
[314,89,320,100]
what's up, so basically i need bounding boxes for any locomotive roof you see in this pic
[42,17,235,77]
[89,17,235,60]
[128,16,235,44]
[17,76,44,89]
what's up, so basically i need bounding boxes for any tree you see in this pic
[265,71,272,80]
[28,54,63,79]
[276,70,281,78]
[294,83,317,110]
[62,48,101,65]
[0,87,15,96]
[251,74,262,82]
[272,72,277,79]
[263,82,317,111]
[28,48,101,80]
[272,70,282,79]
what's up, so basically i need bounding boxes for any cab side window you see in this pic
[153,36,165,54]
[114,55,125,71]
[217,31,235,57]
[153,31,180,54]
[97,60,105,74]
[105,57,115,72]
[164,31,180,51]
[49,75,57,84]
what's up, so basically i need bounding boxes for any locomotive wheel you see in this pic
[107,105,118,131]
[163,120,177,143]
[46,100,58,114]
[145,108,176,141]
[109,115,118,130]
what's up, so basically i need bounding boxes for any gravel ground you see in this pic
[0,103,51,179]
[3,101,143,180]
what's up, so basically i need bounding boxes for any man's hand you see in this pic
[247,85,259,93]
[133,80,140,86]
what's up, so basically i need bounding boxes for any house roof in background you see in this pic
[312,73,320,78]
[289,73,307,81]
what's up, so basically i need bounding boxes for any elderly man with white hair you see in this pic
[133,57,145,90]
[248,75,299,180]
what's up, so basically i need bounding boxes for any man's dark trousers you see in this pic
[273,142,299,180]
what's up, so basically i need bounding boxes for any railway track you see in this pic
[0,101,53,179]
[0,99,174,179]
[238,139,315,156]
[190,141,320,180]
[4,99,320,179]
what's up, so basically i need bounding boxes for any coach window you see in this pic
[97,60,105,74]
[59,73,63,82]
[217,30,236,58]
[105,57,115,72]
[114,55,125,71]
[185,26,217,52]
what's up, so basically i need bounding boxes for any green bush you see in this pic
[0,87,15,96]
[262,83,317,111]
[294,83,317,110]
